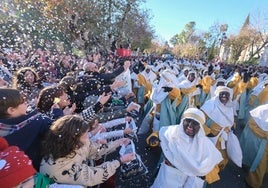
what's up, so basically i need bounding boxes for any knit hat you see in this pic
[0,137,36,188]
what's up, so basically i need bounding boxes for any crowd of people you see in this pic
[0,48,267,188]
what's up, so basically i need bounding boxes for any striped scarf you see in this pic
[0,113,41,137]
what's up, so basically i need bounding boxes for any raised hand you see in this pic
[123,128,133,135]
[162,86,173,92]
[63,103,76,115]
[120,152,135,164]
[118,137,131,146]
[98,92,111,105]
[196,84,203,89]
[110,80,126,91]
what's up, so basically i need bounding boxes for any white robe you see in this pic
[201,86,234,128]
[151,122,222,188]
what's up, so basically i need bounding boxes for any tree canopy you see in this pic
[0,0,154,54]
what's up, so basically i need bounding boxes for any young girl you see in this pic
[36,85,73,119]
[0,88,52,170]
[40,115,134,187]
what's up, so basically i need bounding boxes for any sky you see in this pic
[142,0,268,42]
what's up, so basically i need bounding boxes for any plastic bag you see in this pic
[119,140,136,160]
[127,102,141,118]
[115,69,132,97]
[226,131,242,167]
[137,113,153,135]
[125,119,138,141]
[119,141,148,180]
[120,154,148,181]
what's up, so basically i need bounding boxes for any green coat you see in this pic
[159,94,189,127]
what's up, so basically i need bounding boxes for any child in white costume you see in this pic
[151,108,223,188]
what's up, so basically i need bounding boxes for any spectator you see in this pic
[0,88,52,170]
[0,137,37,188]
[40,115,135,187]
[81,60,130,86]
[0,56,12,85]
[12,67,43,108]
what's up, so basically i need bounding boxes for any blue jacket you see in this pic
[1,110,52,170]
